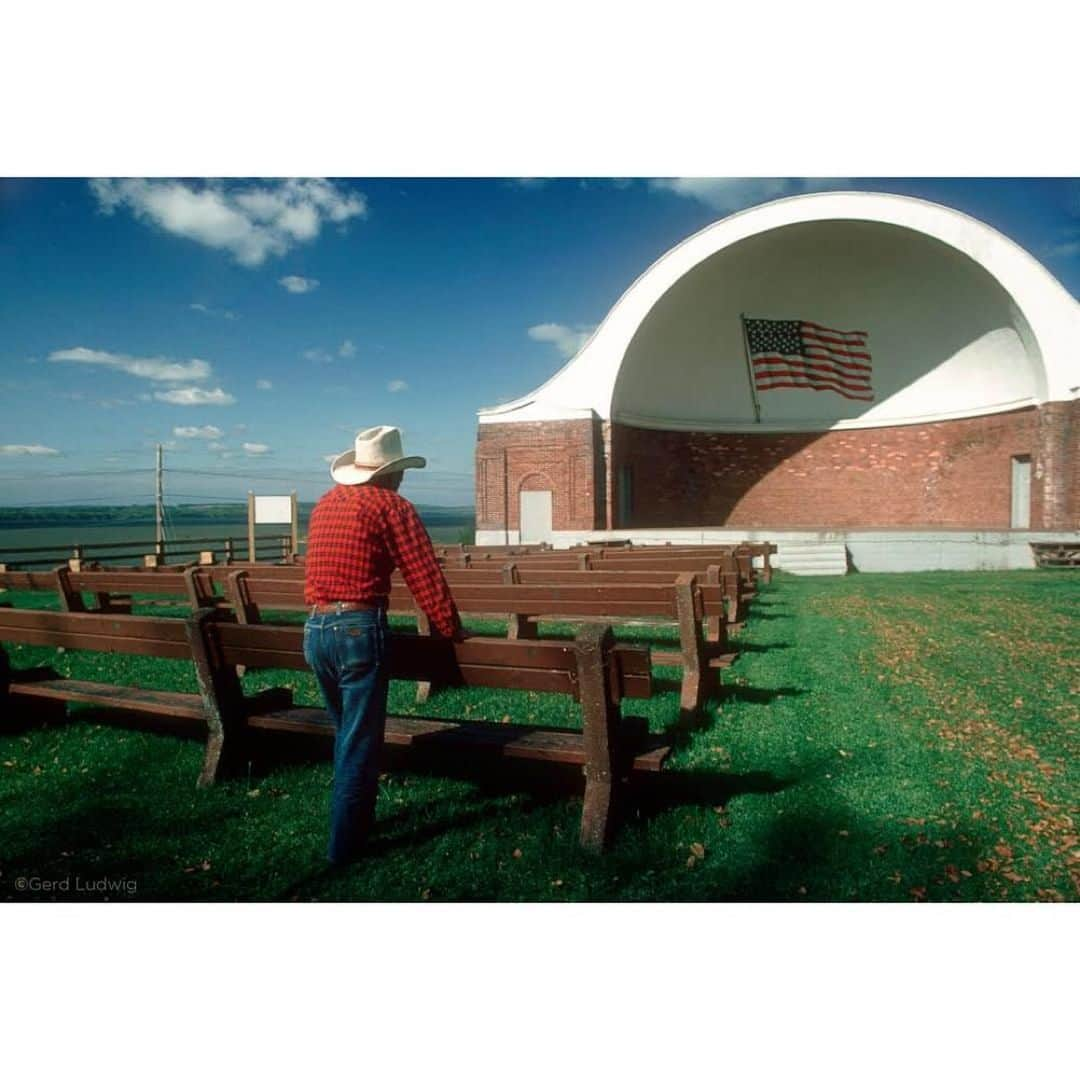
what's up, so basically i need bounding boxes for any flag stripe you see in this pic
[755,377,874,402]
[801,333,872,358]
[756,369,873,395]
[752,356,872,385]
[801,346,873,369]
[801,320,868,339]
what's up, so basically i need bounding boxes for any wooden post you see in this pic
[224,537,234,565]
[183,566,217,611]
[673,572,707,723]
[184,608,249,787]
[575,552,591,571]
[502,563,537,640]
[247,491,256,563]
[414,609,435,704]
[225,570,257,624]
[199,550,215,566]
[575,623,621,854]
[54,566,86,613]
[143,554,160,569]
[704,564,723,643]
[290,490,299,560]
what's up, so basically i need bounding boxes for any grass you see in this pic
[1,569,1077,902]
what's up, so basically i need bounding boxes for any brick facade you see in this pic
[475,404,1080,532]
[474,418,604,532]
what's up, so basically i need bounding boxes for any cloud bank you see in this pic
[89,178,366,267]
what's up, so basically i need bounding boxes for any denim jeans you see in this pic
[303,608,391,864]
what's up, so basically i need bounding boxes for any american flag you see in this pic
[742,317,873,402]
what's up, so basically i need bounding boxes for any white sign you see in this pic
[253,495,293,525]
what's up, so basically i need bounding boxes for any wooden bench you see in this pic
[225,568,727,721]
[0,607,663,851]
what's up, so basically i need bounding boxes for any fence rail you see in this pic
[0,533,299,569]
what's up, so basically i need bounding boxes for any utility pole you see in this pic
[155,443,164,558]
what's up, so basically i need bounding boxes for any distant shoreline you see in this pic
[0,503,476,530]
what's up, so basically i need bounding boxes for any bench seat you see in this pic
[246,706,671,772]
[9,678,206,720]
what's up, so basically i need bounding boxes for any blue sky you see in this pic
[1,177,1078,509]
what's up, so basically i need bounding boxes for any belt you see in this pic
[309,600,384,615]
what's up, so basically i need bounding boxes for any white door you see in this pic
[519,490,553,543]
[1011,456,1031,528]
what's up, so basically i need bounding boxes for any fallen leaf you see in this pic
[512,848,523,859]
[945,865,961,883]
[690,842,706,859]
[551,879,563,888]
[686,855,697,869]
[909,886,927,901]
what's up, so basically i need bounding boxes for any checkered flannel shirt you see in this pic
[304,484,461,639]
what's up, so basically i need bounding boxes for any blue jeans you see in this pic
[303,608,391,864]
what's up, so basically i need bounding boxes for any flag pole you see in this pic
[740,314,762,424]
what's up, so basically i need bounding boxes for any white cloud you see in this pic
[0,444,61,456]
[173,425,223,439]
[279,275,320,294]
[511,178,549,188]
[255,378,273,390]
[208,442,226,451]
[190,302,238,321]
[322,453,337,463]
[527,322,595,359]
[338,339,356,358]
[387,379,409,393]
[154,387,236,406]
[303,347,333,365]
[243,442,270,455]
[648,178,852,213]
[89,178,367,268]
[48,346,211,382]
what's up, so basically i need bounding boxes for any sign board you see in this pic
[247,491,299,562]
[253,495,294,525]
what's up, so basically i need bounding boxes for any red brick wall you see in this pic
[612,407,1057,529]
[475,405,1079,531]
[474,418,604,531]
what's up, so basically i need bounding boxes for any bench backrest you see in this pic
[227,570,704,621]
[0,607,652,702]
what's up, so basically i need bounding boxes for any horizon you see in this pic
[3,177,1078,510]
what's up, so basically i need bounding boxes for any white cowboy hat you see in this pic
[329,426,426,485]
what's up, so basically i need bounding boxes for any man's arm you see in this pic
[383,497,463,639]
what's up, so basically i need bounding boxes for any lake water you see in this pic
[0,521,471,567]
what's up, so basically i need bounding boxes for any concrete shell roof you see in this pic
[479,191,1080,427]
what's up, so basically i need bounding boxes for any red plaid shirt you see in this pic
[304,484,461,639]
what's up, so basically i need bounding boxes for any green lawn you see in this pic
[1,569,1076,902]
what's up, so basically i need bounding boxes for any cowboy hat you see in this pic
[329,426,426,485]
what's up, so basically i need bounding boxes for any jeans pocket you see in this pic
[339,624,376,673]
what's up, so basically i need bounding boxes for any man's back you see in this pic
[305,483,459,638]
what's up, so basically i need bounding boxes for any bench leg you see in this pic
[415,612,436,704]
[674,575,707,723]
[185,609,248,787]
[507,613,538,640]
[575,624,621,853]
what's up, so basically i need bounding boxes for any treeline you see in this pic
[0,503,476,530]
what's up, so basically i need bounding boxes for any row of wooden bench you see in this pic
[1,558,754,722]
[0,543,775,852]
[0,605,664,852]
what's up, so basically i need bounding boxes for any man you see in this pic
[304,425,463,865]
